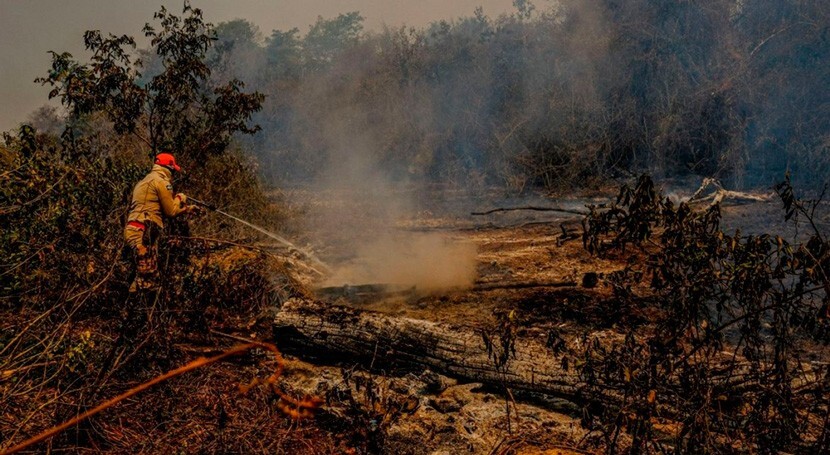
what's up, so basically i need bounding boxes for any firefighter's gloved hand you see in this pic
[187,204,205,217]
[175,193,188,205]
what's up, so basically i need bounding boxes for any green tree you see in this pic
[209,19,266,88]
[265,28,303,81]
[36,3,264,161]
[303,12,364,72]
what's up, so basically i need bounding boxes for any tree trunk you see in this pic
[273,298,587,401]
[272,298,818,417]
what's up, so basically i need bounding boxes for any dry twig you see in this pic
[0,342,321,455]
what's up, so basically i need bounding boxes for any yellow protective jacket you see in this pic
[126,165,188,228]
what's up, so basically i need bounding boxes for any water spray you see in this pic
[189,197,332,275]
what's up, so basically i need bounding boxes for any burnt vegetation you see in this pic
[575,175,829,453]
[0,5,313,453]
[2,1,830,454]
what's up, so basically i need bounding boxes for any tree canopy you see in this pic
[36,4,264,161]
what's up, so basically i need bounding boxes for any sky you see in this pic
[0,0,517,132]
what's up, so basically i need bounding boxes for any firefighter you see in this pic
[124,152,197,292]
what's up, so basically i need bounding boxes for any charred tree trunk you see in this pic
[273,299,819,418]
[273,298,589,402]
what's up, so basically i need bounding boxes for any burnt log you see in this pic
[273,298,590,403]
[272,299,820,418]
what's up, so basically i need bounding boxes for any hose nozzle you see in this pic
[188,197,217,211]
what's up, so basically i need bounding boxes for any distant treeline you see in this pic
[154,0,829,190]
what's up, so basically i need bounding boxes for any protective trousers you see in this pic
[125,221,162,292]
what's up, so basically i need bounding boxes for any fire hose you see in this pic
[188,197,332,275]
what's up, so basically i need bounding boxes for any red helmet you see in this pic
[154,153,181,172]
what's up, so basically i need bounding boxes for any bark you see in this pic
[273,298,586,401]
[272,299,818,416]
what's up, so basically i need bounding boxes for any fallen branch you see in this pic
[687,178,773,206]
[472,206,588,216]
[316,281,579,301]
[0,342,319,455]
[473,280,577,291]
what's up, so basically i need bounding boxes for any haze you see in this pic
[0,0,516,132]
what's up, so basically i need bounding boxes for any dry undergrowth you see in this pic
[0,242,383,454]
